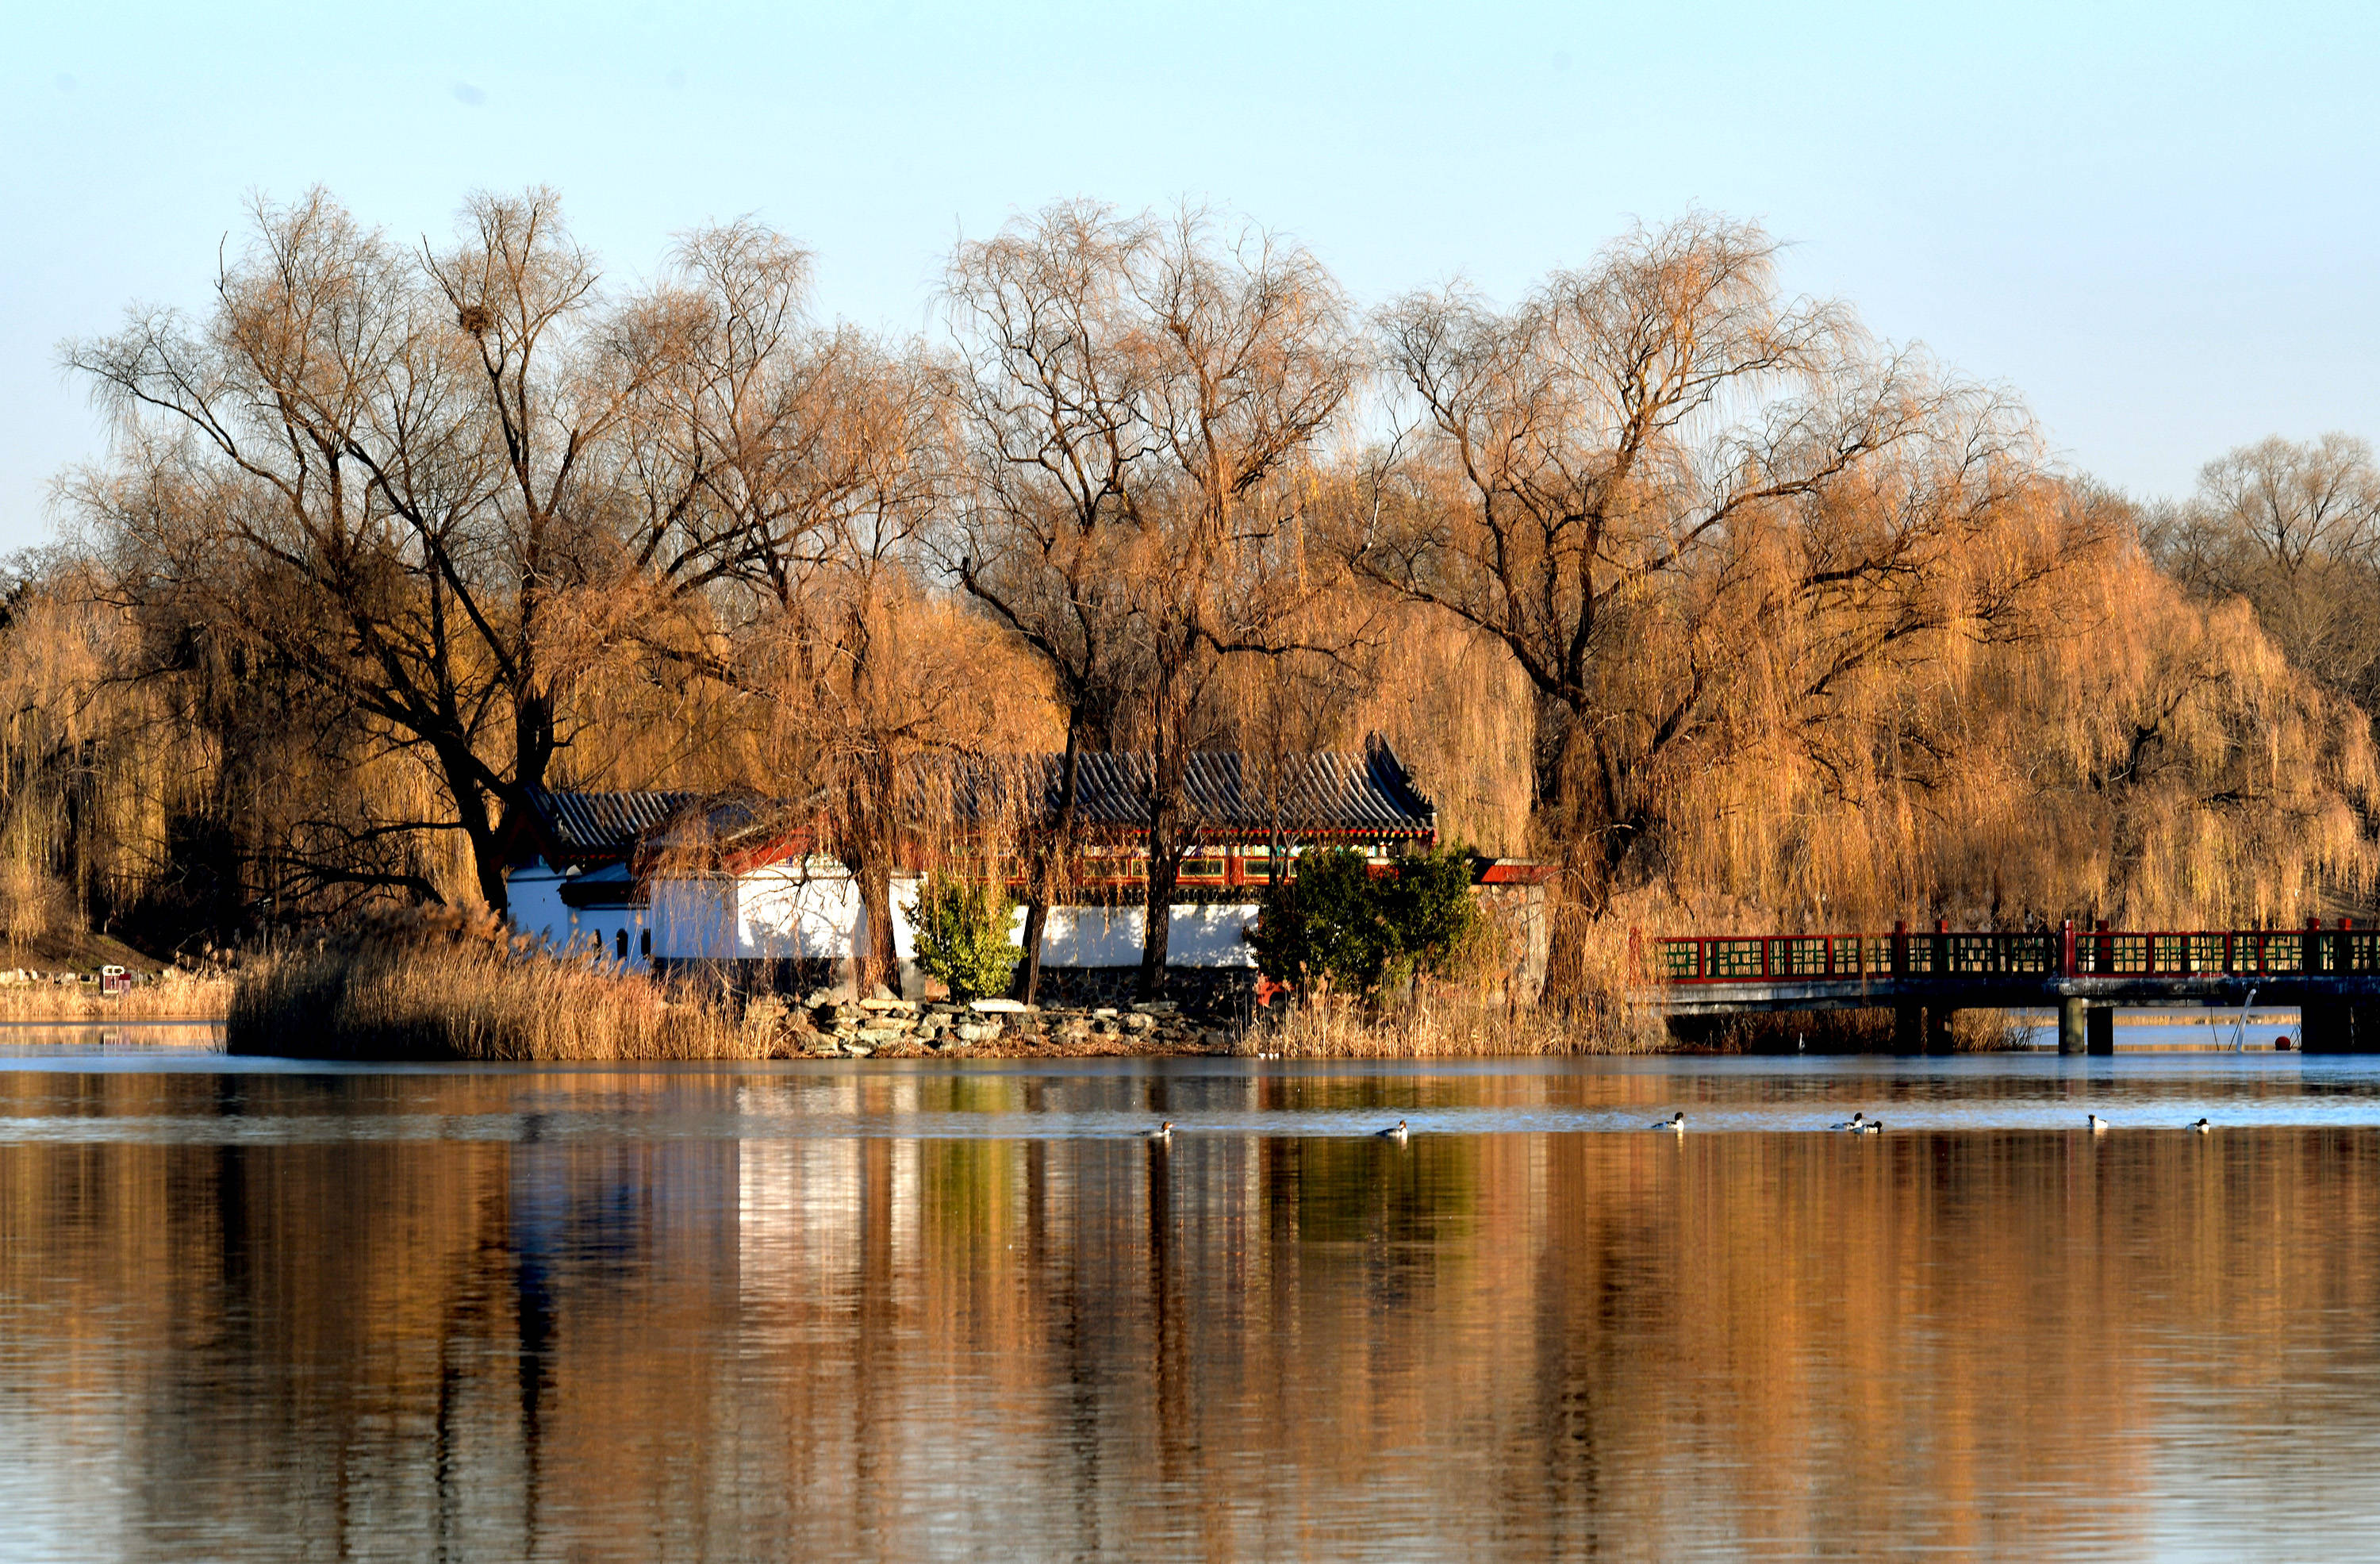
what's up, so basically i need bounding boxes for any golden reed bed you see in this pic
[0,975,232,1023]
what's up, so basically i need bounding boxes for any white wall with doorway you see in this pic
[504,859,654,972]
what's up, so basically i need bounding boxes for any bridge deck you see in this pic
[1643,925,2380,1017]
[1654,974,2380,1016]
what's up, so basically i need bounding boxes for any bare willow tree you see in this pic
[1351,213,2089,986]
[2151,433,2380,719]
[943,202,1361,998]
[701,344,1013,992]
[605,219,1044,990]
[65,188,697,913]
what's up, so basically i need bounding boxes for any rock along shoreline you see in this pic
[738,993,1244,1059]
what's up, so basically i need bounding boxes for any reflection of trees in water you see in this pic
[5,1072,2380,1554]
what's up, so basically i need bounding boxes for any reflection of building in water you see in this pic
[739,1136,885,1307]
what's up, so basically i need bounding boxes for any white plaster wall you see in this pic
[650,878,740,959]
[1025,904,1260,968]
[656,865,850,959]
[1167,904,1261,966]
[507,864,573,951]
[734,867,863,959]
[505,860,654,972]
[520,855,1252,972]
[1032,905,1144,966]
[651,864,922,963]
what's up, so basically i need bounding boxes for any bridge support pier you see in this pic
[1925,1007,1956,1055]
[2297,998,2378,1053]
[1894,1005,1925,1055]
[2086,1005,2116,1055]
[2058,997,2087,1055]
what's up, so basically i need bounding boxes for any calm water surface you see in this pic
[5,1039,2380,1560]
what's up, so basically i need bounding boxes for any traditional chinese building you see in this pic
[493,740,1541,996]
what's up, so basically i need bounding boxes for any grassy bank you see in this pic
[2,929,228,1020]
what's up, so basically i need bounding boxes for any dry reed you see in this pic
[0,972,232,1022]
[1241,985,1675,1058]
[225,909,754,1062]
[1668,1007,2028,1054]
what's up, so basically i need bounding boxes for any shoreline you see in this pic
[1,1013,228,1025]
[0,986,2291,1062]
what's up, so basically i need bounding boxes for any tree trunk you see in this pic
[1138,736,1187,1001]
[1016,901,1051,1005]
[1537,742,1651,1006]
[855,859,896,996]
[1015,724,1083,1005]
[1140,843,1178,999]
[445,755,512,917]
[514,683,556,795]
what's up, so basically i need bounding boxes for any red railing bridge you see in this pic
[1641,918,2380,1052]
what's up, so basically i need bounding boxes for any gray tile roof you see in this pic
[516,740,1434,865]
[521,786,701,859]
[1036,743,1435,838]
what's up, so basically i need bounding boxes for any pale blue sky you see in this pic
[6,1,2376,551]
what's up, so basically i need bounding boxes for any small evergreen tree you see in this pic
[1376,846,1495,984]
[908,871,1021,1001]
[1247,845,1490,997]
[1246,847,1392,993]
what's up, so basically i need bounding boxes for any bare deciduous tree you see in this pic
[944,202,1360,998]
[2151,433,2380,716]
[1352,213,2079,988]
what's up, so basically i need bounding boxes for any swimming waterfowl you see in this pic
[2191,1117,2213,1134]
[1146,1121,1173,1141]
[1377,1120,1409,1141]
[2087,1113,2109,1133]
[1652,1112,1686,1132]
[1829,1112,1868,1132]
[1853,1119,1883,1134]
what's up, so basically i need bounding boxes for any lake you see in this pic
[4,1038,2380,1559]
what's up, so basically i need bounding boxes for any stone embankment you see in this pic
[740,993,1239,1058]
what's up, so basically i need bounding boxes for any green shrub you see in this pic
[908,870,1021,1001]
[1247,845,1491,997]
